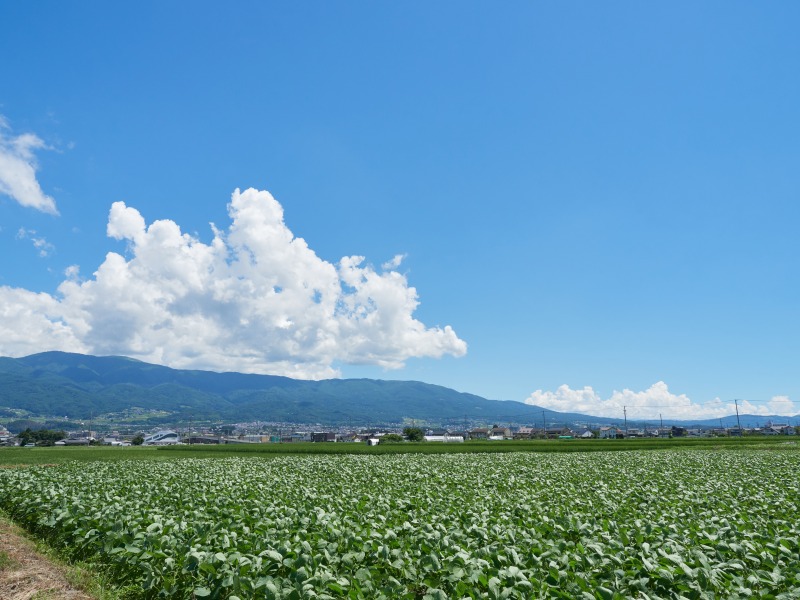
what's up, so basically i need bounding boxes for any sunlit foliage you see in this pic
[1,449,799,598]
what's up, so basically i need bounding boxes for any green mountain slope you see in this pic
[0,351,557,426]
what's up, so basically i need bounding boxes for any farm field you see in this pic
[0,435,792,466]
[1,449,799,599]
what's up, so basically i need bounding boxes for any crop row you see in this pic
[0,449,799,598]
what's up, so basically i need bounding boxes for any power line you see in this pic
[528,397,799,409]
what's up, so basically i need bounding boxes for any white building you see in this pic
[143,430,180,445]
[423,435,465,443]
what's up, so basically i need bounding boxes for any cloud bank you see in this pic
[525,382,797,419]
[0,188,466,378]
[0,116,58,214]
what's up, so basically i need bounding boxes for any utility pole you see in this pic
[542,411,547,439]
[623,406,628,438]
[735,399,742,431]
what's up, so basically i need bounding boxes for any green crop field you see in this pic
[1,448,799,599]
[0,437,790,466]
[153,436,795,457]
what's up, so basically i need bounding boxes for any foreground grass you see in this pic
[0,509,120,599]
[0,548,16,571]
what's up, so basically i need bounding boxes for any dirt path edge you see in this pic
[0,517,96,600]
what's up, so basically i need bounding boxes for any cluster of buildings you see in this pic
[0,425,12,446]
[2,420,797,448]
[0,424,134,447]
[110,421,800,447]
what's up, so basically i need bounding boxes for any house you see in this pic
[513,427,535,440]
[469,428,490,440]
[489,427,512,440]
[766,422,795,435]
[686,428,707,437]
[311,432,336,443]
[598,427,622,439]
[545,426,571,439]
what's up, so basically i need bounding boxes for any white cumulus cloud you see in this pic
[0,116,58,214]
[0,187,466,378]
[525,382,798,419]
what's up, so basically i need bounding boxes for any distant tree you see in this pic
[17,428,35,446]
[131,434,145,446]
[380,433,404,443]
[17,428,66,446]
[403,427,425,442]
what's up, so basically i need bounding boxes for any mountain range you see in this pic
[0,352,788,430]
[0,351,583,427]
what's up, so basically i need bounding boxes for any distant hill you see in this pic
[0,351,609,427]
[676,414,795,429]
[0,352,787,429]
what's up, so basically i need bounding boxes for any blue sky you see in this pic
[1,2,799,420]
